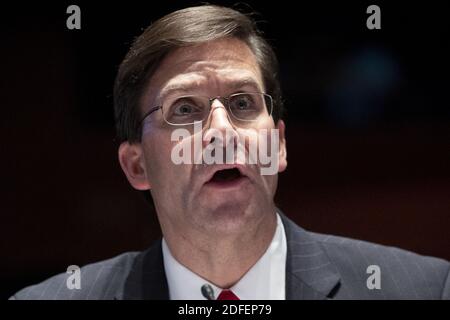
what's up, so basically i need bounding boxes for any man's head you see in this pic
[115,5,287,239]
[114,5,284,144]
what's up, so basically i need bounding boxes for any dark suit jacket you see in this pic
[10,213,450,299]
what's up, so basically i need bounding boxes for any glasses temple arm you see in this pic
[140,106,162,124]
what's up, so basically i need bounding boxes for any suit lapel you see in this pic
[119,239,169,300]
[280,212,341,300]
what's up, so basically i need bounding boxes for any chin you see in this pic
[196,201,259,234]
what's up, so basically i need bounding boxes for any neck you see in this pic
[162,209,277,288]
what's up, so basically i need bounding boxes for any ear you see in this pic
[118,142,151,190]
[276,120,287,173]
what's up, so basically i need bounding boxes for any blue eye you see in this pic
[170,98,203,117]
[174,104,194,115]
[230,94,255,111]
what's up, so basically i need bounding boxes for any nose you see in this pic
[203,98,238,148]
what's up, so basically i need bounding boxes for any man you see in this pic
[11,5,449,300]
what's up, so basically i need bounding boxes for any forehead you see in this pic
[142,37,263,106]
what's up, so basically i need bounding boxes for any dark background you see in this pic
[1,1,449,299]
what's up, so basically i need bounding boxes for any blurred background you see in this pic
[1,1,449,299]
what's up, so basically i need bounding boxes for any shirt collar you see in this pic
[162,213,287,300]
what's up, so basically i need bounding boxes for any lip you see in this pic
[202,164,251,188]
[204,174,250,190]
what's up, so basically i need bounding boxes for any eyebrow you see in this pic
[157,77,261,103]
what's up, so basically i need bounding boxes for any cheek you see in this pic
[258,174,278,200]
[259,116,276,129]
[142,131,195,193]
[267,174,278,190]
[142,134,176,183]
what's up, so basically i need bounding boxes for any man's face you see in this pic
[119,37,287,237]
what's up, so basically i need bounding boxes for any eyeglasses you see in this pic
[140,92,273,126]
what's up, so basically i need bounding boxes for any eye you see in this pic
[170,98,202,116]
[231,94,254,111]
[174,103,194,115]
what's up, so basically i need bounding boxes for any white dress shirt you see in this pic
[162,213,287,300]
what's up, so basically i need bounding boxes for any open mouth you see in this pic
[211,168,241,182]
[205,167,247,188]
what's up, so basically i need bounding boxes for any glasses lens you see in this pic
[228,93,272,121]
[163,96,208,125]
[161,93,273,125]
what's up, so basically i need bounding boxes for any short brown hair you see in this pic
[113,4,284,144]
